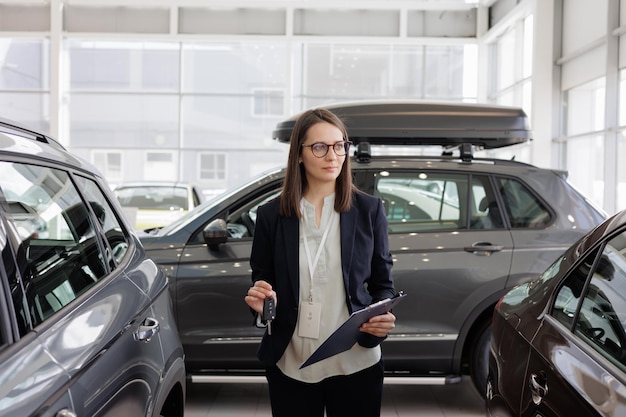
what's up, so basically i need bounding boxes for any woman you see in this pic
[244,108,396,417]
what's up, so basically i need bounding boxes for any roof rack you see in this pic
[272,100,532,153]
[0,118,65,150]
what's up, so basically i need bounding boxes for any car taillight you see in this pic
[495,295,505,311]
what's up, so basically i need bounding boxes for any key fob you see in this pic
[262,297,276,321]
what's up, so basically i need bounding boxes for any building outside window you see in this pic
[91,150,122,183]
[199,152,226,181]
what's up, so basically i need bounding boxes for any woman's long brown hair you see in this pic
[279,108,354,217]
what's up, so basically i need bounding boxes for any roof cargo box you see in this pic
[272,100,531,149]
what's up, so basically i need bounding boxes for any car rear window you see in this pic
[496,177,552,228]
[116,186,190,210]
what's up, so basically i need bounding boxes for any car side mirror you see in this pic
[203,219,228,251]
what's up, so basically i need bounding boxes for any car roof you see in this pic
[0,118,96,173]
[0,117,65,150]
[272,100,531,150]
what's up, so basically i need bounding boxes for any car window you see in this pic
[496,177,551,229]
[374,172,503,232]
[0,236,18,346]
[552,232,626,372]
[552,248,598,330]
[74,176,129,266]
[470,175,503,229]
[226,189,281,239]
[375,172,463,232]
[575,233,626,371]
[0,162,109,329]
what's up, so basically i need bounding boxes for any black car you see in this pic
[140,100,605,393]
[0,118,186,417]
[487,209,626,416]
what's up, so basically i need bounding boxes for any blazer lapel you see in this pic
[281,214,300,303]
[340,205,357,290]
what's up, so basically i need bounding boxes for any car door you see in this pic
[173,180,283,370]
[0,216,76,417]
[61,175,166,416]
[521,232,626,416]
[0,162,165,416]
[367,169,515,373]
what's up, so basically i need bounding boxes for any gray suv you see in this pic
[0,119,186,416]
[139,101,606,394]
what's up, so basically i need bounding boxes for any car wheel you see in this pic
[469,321,491,395]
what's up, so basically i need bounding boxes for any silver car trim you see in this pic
[387,334,458,341]
[201,333,458,344]
[191,375,449,385]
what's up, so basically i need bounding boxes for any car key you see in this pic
[263,297,276,335]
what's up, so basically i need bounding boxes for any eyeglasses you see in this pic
[302,141,352,158]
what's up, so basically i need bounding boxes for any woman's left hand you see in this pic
[360,312,396,337]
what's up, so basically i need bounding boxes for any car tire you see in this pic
[469,321,491,395]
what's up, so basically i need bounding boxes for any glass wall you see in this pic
[618,70,626,211]
[563,78,606,210]
[298,44,475,109]
[619,133,626,211]
[61,39,478,193]
[0,38,50,133]
[483,15,534,164]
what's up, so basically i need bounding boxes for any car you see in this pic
[114,181,203,231]
[0,118,186,417]
[486,209,626,416]
[138,100,606,394]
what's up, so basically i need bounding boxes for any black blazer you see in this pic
[250,191,395,367]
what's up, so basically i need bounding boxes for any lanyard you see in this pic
[301,201,333,303]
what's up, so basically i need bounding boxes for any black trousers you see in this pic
[265,360,384,417]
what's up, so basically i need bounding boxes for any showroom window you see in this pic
[617,70,626,210]
[180,42,287,155]
[252,89,284,116]
[144,152,176,181]
[563,78,606,209]
[92,151,122,182]
[199,153,226,181]
[619,133,626,210]
[483,15,533,165]
[67,40,181,183]
[489,15,533,113]
[299,43,476,109]
[0,38,50,133]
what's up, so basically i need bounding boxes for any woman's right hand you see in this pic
[244,280,277,314]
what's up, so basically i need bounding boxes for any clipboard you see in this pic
[300,291,407,369]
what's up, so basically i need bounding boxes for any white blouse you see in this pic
[276,194,381,383]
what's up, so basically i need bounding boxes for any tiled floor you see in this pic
[185,376,486,417]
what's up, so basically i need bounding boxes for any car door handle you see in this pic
[529,373,548,405]
[134,317,160,342]
[593,374,619,412]
[56,409,77,417]
[464,242,503,255]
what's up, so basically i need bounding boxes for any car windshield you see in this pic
[116,186,189,210]
[156,167,285,236]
